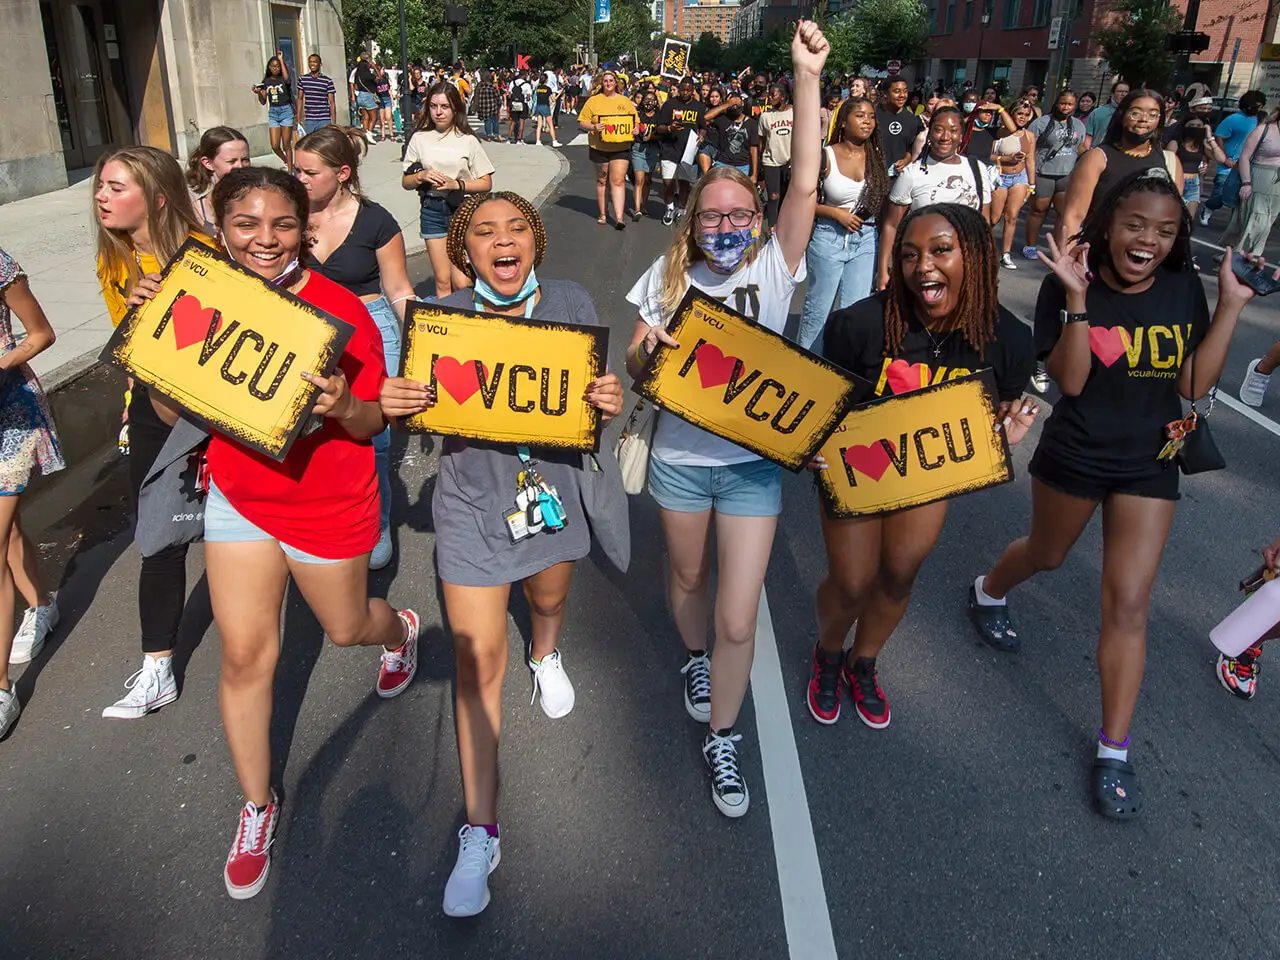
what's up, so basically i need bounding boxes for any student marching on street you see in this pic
[656,77,707,225]
[625,20,829,818]
[0,247,65,739]
[532,71,561,148]
[876,78,924,176]
[631,87,663,218]
[970,169,1254,820]
[374,63,394,143]
[806,203,1036,729]
[797,96,889,351]
[1023,90,1085,263]
[1082,81,1129,151]
[185,126,251,234]
[578,70,639,229]
[124,167,420,899]
[990,99,1038,270]
[1199,89,1265,227]
[350,52,380,140]
[473,69,504,142]
[379,191,625,917]
[295,125,416,570]
[402,82,495,300]
[507,71,532,145]
[296,54,338,135]
[254,52,295,170]
[756,83,795,227]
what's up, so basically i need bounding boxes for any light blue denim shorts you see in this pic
[648,456,782,517]
[355,91,378,111]
[204,479,340,564]
[268,105,295,128]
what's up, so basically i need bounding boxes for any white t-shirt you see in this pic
[888,155,998,211]
[626,235,805,467]
[402,129,496,181]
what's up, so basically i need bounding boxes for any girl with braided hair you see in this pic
[797,95,889,351]
[806,203,1036,729]
[970,168,1256,820]
[379,190,624,918]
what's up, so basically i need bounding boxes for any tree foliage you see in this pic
[820,0,931,75]
[690,31,723,72]
[339,0,453,65]
[718,27,792,76]
[1091,0,1183,90]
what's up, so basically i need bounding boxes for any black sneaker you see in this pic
[844,657,891,729]
[702,730,749,817]
[806,644,843,725]
[968,585,1020,652]
[680,652,711,722]
[631,209,642,222]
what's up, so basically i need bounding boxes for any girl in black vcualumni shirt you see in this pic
[971,169,1255,821]
[807,203,1035,730]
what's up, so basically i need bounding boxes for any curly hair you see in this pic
[883,203,1000,358]
[1073,167,1192,275]
[211,167,312,265]
[445,191,548,279]
[828,96,890,219]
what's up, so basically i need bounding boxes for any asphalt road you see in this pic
[3,145,1280,960]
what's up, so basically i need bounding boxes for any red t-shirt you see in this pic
[206,272,387,560]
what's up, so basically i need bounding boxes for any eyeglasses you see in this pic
[696,208,757,228]
[1125,108,1162,120]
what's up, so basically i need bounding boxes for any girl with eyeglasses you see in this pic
[624,21,829,819]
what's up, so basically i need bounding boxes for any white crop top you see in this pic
[820,145,866,209]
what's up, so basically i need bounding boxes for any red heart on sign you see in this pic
[434,357,489,405]
[1088,326,1127,367]
[695,342,740,389]
[171,294,220,351]
[842,440,897,482]
[883,359,931,395]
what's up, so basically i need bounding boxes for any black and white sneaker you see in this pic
[680,652,711,723]
[968,585,1020,652]
[1031,361,1050,394]
[662,206,675,226]
[702,730,749,818]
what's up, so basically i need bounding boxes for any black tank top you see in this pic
[1091,142,1164,213]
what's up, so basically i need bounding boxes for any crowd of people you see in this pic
[2,20,1280,925]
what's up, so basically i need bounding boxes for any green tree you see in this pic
[1091,0,1183,90]
[338,0,453,66]
[593,0,660,66]
[690,31,723,73]
[822,0,930,75]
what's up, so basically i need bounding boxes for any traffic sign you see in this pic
[887,59,901,75]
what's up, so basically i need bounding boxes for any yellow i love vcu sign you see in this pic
[401,301,609,452]
[815,371,1013,517]
[102,239,354,461]
[635,290,859,471]
[599,114,636,143]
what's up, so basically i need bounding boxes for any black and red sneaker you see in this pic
[844,657,891,729]
[807,644,844,725]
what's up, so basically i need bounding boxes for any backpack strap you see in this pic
[967,155,987,205]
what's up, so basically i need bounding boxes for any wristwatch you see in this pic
[1060,309,1088,325]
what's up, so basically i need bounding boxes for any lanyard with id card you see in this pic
[471,296,571,545]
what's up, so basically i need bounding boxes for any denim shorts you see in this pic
[378,94,392,109]
[1183,174,1202,204]
[356,91,378,111]
[631,142,659,173]
[303,117,330,135]
[268,105,295,128]
[204,479,341,563]
[420,195,451,240]
[648,456,782,517]
[1000,168,1030,189]
[714,161,751,176]
[533,104,552,117]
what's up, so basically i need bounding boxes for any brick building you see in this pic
[729,0,815,42]
[676,0,740,41]
[920,0,1280,103]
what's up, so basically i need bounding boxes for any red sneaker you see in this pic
[806,644,843,725]
[224,795,279,900]
[844,657,891,729]
[377,609,420,698]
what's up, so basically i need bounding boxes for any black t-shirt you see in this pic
[355,61,378,94]
[876,107,923,166]
[824,290,1034,405]
[535,82,554,107]
[657,98,706,161]
[708,114,757,166]
[634,105,660,142]
[966,125,997,163]
[264,76,293,107]
[307,200,402,298]
[1033,271,1210,471]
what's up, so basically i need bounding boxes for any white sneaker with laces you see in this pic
[1030,361,1051,394]
[0,684,19,739]
[551,138,562,147]
[702,730,749,818]
[102,655,178,719]
[1198,204,1212,227]
[1240,358,1271,407]
[369,525,393,571]
[1000,252,1017,269]
[443,824,501,917]
[10,599,59,664]
[528,648,575,718]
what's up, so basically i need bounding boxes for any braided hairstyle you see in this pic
[446,191,548,280]
[1073,167,1192,275]
[883,203,1000,358]
[919,105,964,172]
[828,96,890,217]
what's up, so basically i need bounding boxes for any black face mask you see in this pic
[728,106,743,120]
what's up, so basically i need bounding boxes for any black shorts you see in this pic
[1029,445,1180,502]
[590,146,630,165]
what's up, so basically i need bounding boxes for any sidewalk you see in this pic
[0,138,566,390]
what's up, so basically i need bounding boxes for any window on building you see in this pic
[963,1,972,28]
[944,0,955,31]
[1031,0,1050,25]
[1002,0,1020,27]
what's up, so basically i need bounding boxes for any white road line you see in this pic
[750,586,838,960]
[1214,389,1280,439]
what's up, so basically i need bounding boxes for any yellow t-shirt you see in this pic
[96,233,213,327]
[578,93,639,152]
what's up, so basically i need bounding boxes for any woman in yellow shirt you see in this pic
[93,145,209,722]
[578,70,639,229]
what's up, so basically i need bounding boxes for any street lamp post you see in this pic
[975,10,990,89]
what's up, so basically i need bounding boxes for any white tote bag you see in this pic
[612,398,657,495]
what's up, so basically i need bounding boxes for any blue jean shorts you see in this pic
[533,103,553,117]
[631,142,659,173]
[420,195,451,240]
[268,105,295,128]
[378,94,392,109]
[714,161,751,176]
[648,456,782,517]
[303,117,330,135]
[1182,174,1202,203]
[204,479,341,564]
[1000,168,1030,189]
[356,91,378,111]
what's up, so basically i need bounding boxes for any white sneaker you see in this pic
[702,730,749,818]
[662,206,675,226]
[1240,358,1271,407]
[1000,252,1017,269]
[528,648,575,718]
[1030,361,1051,394]
[675,207,686,223]
[102,656,178,719]
[10,599,59,664]
[551,139,562,147]
[443,824,501,917]
[1198,205,1212,227]
[369,525,393,571]
[0,684,19,739]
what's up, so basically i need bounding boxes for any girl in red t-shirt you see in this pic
[126,167,419,902]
